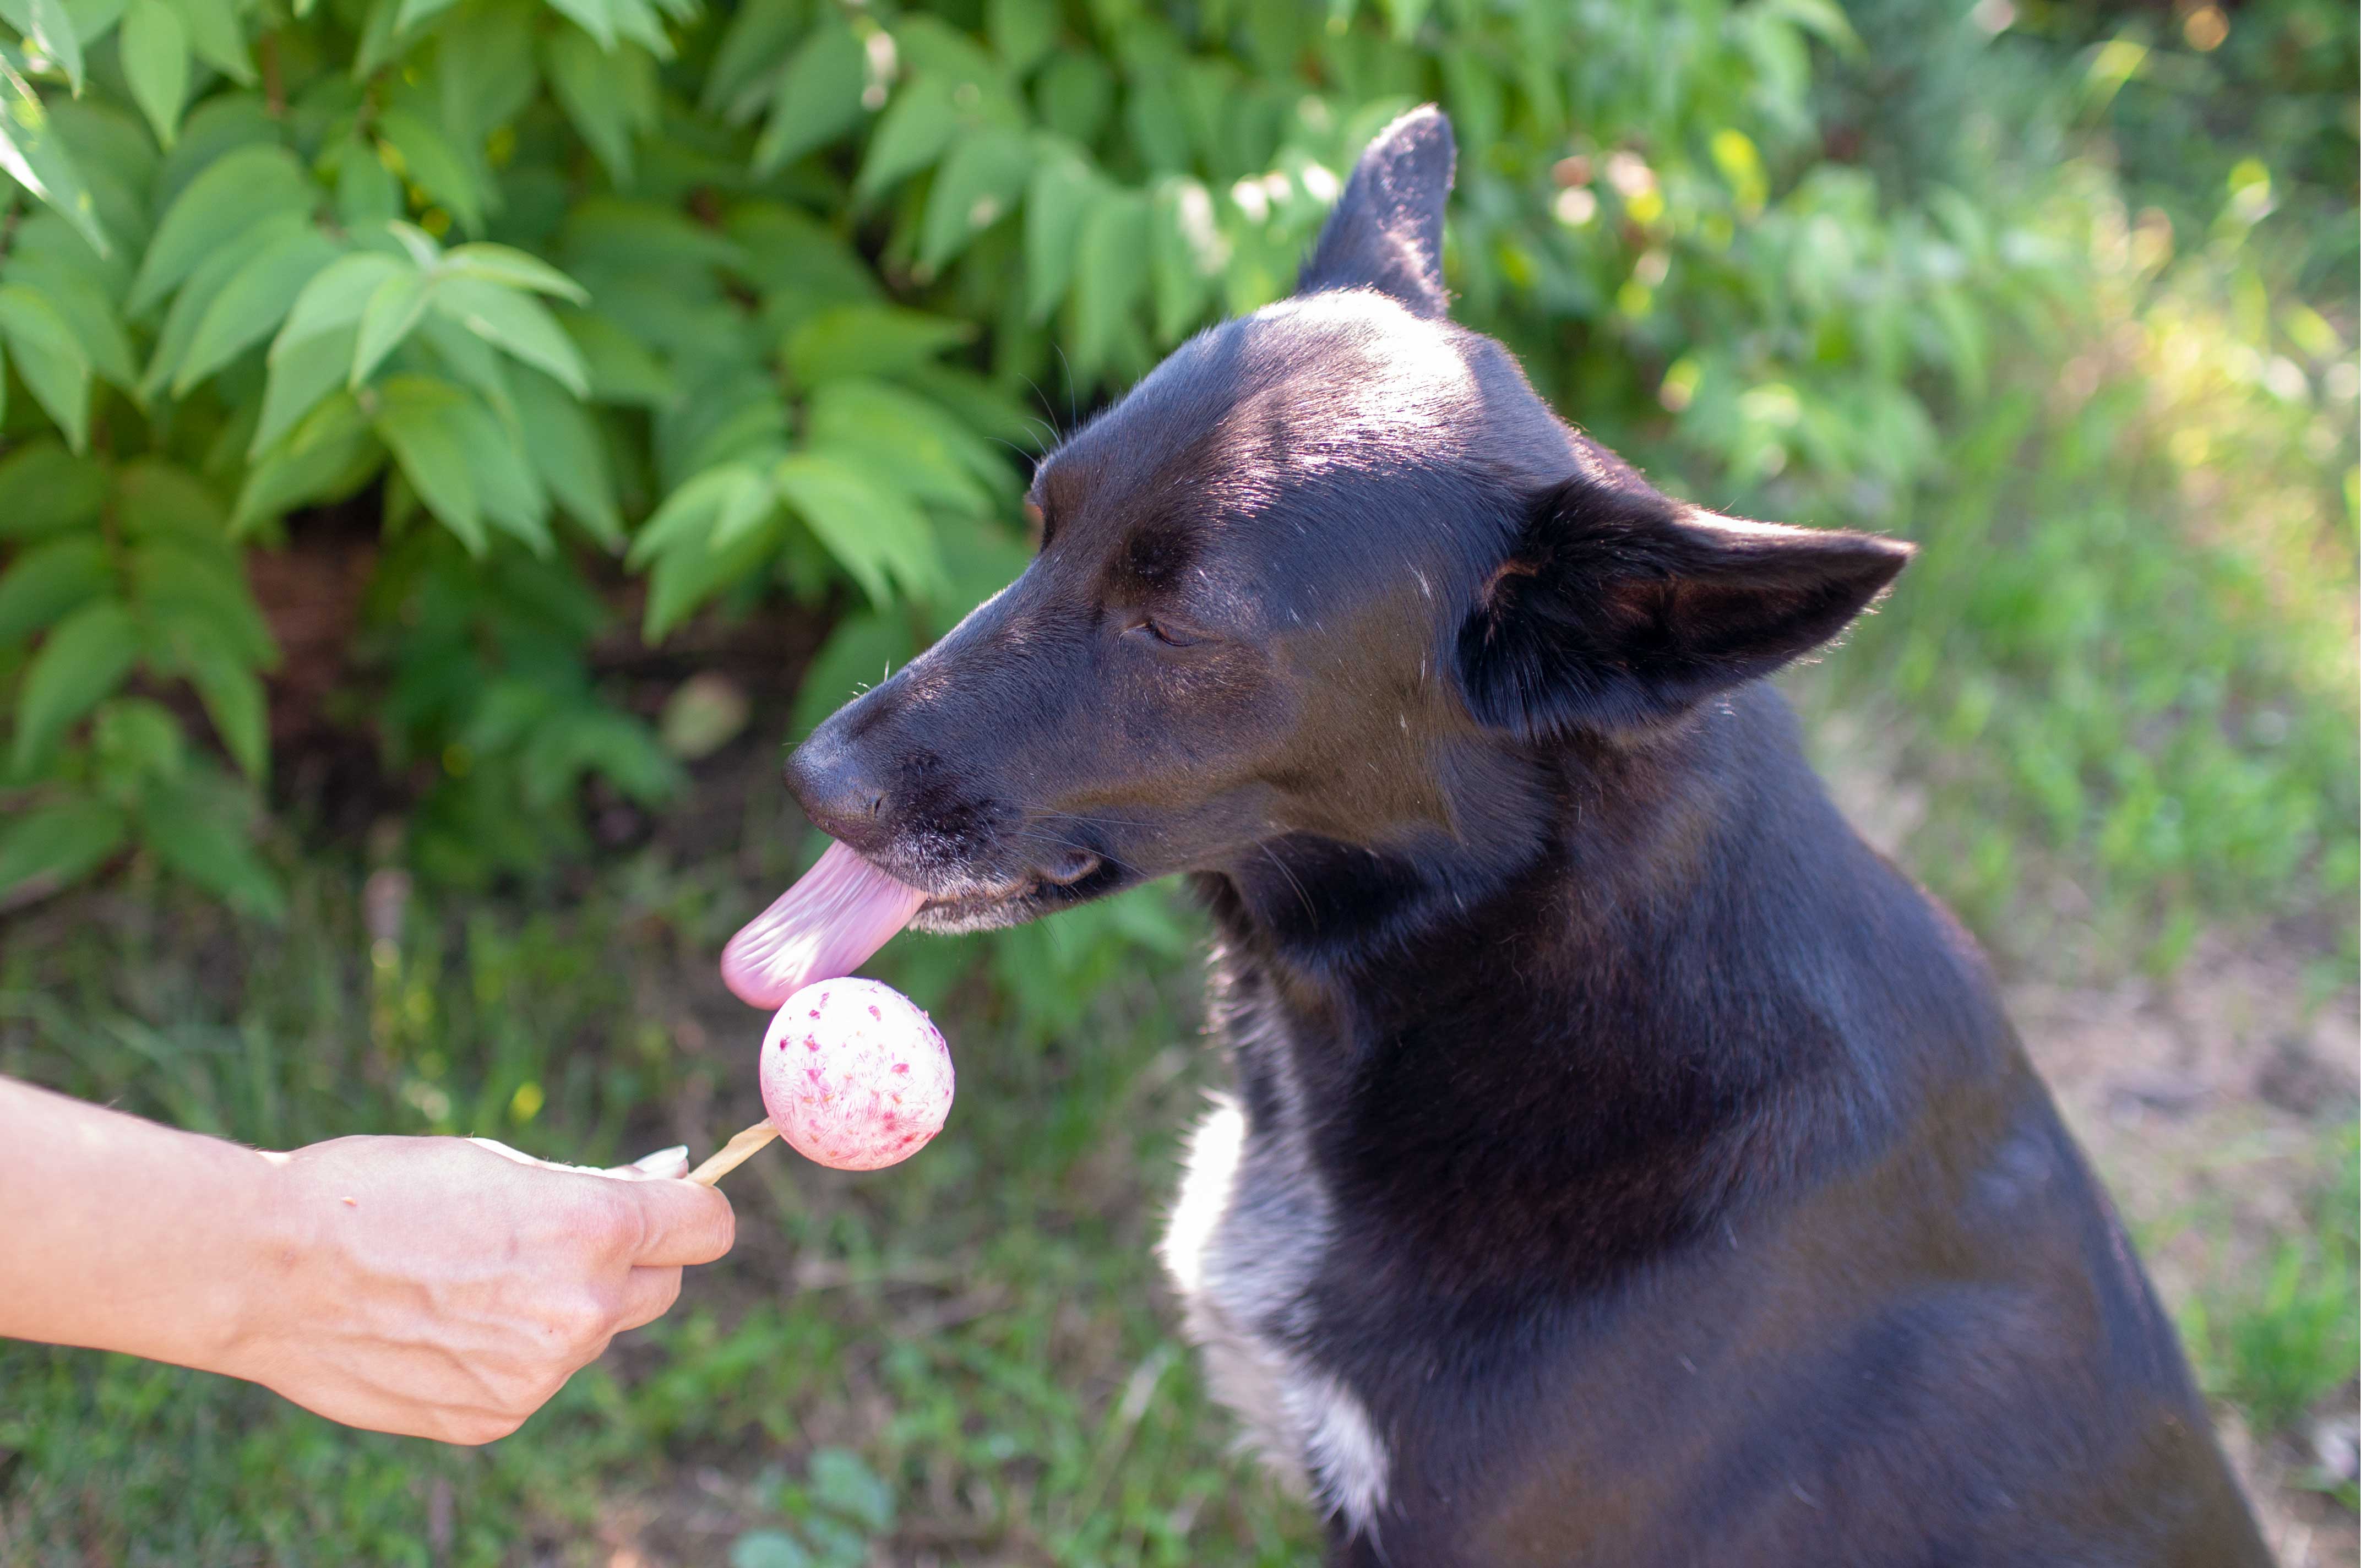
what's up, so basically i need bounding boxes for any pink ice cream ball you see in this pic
[758,977,953,1171]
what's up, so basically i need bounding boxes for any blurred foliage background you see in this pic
[0,0,2353,1560]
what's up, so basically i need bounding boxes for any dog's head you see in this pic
[788,107,1908,937]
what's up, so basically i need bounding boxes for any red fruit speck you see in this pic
[807,1037,819,1050]
[806,1067,822,1083]
[893,1062,910,1074]
[809,1009,820,1018]
[868,1004,882,1019]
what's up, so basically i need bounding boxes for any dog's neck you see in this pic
[1192,683,2005,1290]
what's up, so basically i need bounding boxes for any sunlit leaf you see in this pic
[441,243,589,303]
[350,267,434,386]
[0,52,111,254]
[431,275,589,396]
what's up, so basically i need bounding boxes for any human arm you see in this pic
[0,1075,734,1444]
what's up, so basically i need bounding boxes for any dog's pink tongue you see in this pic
[720,841,928,1009]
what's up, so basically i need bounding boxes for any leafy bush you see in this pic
[0,0,2351,972]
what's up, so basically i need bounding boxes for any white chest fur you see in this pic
[1158,1069,1393,1540]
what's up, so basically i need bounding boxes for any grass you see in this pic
[0,852,1316,1566]
[2186,1124,2361,1465]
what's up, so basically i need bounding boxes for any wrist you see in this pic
[192,1142,318,1382]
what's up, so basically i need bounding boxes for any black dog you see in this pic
[785,108,2270,1566]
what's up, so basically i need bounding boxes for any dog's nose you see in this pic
[783,733,886,841]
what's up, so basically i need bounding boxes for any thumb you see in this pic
[615,1174,736,1266]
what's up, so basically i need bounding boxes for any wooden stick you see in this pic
[687,1120,779,1186]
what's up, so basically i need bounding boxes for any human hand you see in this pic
[219,1135,735,1444]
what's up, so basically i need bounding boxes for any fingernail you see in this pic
[633,1145,690,1177]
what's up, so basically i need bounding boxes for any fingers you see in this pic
[614,1265,685,1332]
[606,1145,690,1181]
[615,1176,737,1266]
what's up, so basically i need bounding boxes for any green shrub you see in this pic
[0,0,2351,973]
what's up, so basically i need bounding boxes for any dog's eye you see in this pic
[1128,617,1198,649]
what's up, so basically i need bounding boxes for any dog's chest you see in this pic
[1157,994,1392,1538]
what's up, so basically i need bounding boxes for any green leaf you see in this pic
[10,596,138,774]
[20,0,85,93]
[232,390,375,530]
[333,137,401,227]
[1377,0,1430,43]
[558,307,675,405]
[2,253,135,390]
[727,1530,814,1568]
[0,282,92,448]
[126,143,308,315]
[0,533,108,645]
[169,0,252,83]
[1070,186,1149,378]
[785,302,973,385]
[541,0,611,51]
[443,391,550,552]
[376,107,483,233]
[130,542,275,668]
[704,462,781,552]
[986,0,1056,73]
[159,613,268,778]
[1150,176,1224,345]
[641,510,776,639]
[918,127,1032,271]
[0,798,127,900]
[854,73,956,200]
[111,455,222,537]
[350,267,434,386]
[168,228,341,395]
[431,275,589,396]
[141,209,307,406]
[118,0,187,145]
[625,460,752,565]
[390,0,460,34]
[773,451,942,606]
[370,374,482,550]
[275,250,408,350]
[135,770,284,918]
[806,378,998,512]
[0,50,112,254]
[701,0,797,118]
[542,29,655,185]
[510,366,621,546]
[1022,144,1096,321]
[441,243,589,303]
[252,322,355,455]
[0,438,106,538]
[807,1449,894,1533]
[749,19,864,176]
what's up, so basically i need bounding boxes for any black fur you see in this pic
[784,108,2270,1566]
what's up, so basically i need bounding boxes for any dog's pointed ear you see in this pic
[1457,478,1912,739]
[1297,105,1455,318]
